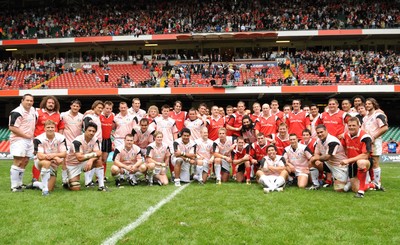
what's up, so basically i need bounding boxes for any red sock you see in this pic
[368,182,376,189]
[369,168,375,181]
[32,165,40,180]
[245,167,251,180]
[325,179,332,185]
[103,163,107,175]
[358,168,367,192]
[232,163,237,176]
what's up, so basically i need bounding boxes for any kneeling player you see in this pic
[31,120,67,195]
[341,117,373,198]
[309,125,348,192]
[111,134,143,188]
[146,131,170,186]
[66,122,107,191]
[172,128,197,186]
[232,136,251,184]
[283,134,313,188]
[194,127,214,184]
[256,145,288,193]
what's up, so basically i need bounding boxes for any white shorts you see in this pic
[325,162,348,183]
[295,169,309,177]
[171,156,191,182]
[201,159,210,173]
[263,175,285,188]
[67,161,88,179]
[10,139,34,158]
[372,138,382,156]
[113,138,124,150]
[221,159,231,172]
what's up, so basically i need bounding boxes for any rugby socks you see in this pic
[10,165,23,189]
[32,165,41,181]
[147,170,154,184]
[196,166,203,180]
[231,163,237,177]
[95,167,105,188]
[310,167,320,186]
[62,169,68,184]
[275,176,285,189]
[373,167,381,184]
[369,168,375,181]
[357,168,367,194]
[214,164,222,181]
[41,168,50,192]
[33,180,42,189]
[84,171,92,185]
[245,166,251,181]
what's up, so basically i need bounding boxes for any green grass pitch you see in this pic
[0,160,399,245]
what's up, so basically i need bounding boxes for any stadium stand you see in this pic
[0,0,399,40]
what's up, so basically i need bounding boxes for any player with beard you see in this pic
[362,98,388,190]
[31,96,65,185]
[241,115,256,144]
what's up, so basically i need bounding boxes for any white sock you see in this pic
[196,166,203,179]
[250,165,254,178]
[62,169,68,184]
[84,171,92,185]
[175,178,181,183]
[373,167,381,183]
[275,176,285,188]
[18,168,25,187]
[343,181,352,192]
[96,167,105,187]
[33,181,42,189]
[214,164,221,181]
[89,168,95,180]
[147,170,154,183]
[10,165,22,189]
[310,167,320,186]
[41,168,50,192]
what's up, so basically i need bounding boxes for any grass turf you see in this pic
[0,160,399,244]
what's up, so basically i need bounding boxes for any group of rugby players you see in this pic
[8,94,388,198]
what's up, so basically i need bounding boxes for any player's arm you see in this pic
[185,144,197,160]
[282,150,295,172]
[73,141,101,162]
[113,149,135,171]
[371,115,389,140]
[341,137,372,165]
[225,115,240,132]
[9,112,32,139]
[173,141,183,157]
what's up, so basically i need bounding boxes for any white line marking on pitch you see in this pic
[102,183,190,245]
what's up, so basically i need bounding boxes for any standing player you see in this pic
[171,128,197,186]
[197,103,208,120]
[270,100,285,120]
[60,99,84,187]
[66,122,107,191]
[9,94,36,192]
[111,134,142,188]
[309,104,320,138]
[168,100,187,132]
[241,115,257,144]
[32,96,65,184]
[132,118,155,155]
[362,98,388,189]
[226,101,246,139]
[256,145,288,193]
[128,97,146,119]
[341,117,373,198]
[184,108,205,141]
[100,101,115,180]
[146,131,171,186]
[194,127,214,183]
[283,134,313,188]
[250,102,262,122]
[309,125,348,192]
[316,98,350,140]
[32,120,67,195]
[207,105,226,141]
[113,102,138,149]
[255,103,281,138]
[213,127,235,184]
[285,99,310,140]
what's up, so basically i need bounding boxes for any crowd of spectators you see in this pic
[0,0,399,40]
[289,50,400,84]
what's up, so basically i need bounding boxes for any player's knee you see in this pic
[69,181,81,191]
[334,180,345,192]
[110,165,120,175]
[139,164,147,172]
